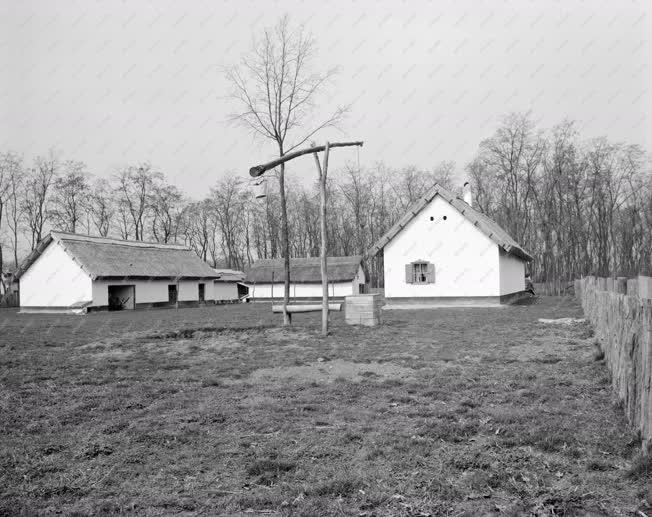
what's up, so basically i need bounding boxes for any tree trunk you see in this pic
[278,153,291,325]
[314,143,330,336]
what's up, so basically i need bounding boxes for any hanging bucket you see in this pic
[252,178,267,199]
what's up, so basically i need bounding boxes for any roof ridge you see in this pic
[51,231,189,250]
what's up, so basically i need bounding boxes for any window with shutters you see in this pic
[405,261,435,284]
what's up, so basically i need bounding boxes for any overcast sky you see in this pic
[1,0,650,197]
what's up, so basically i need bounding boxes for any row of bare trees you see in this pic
[0,154,254,280]
[1,114,649,290]
[0,147,455,274]
[468,112,651,284]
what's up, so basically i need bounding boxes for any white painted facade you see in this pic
[214,282,239,301]
[20,241,92,307]
[383,195,525,299]
[92,278,215,305]
[248,265,365,300]
[20,240,218,311]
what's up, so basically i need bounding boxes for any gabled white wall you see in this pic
[499,250,526,295]
[20,241,92,307]
[384,195,501,298]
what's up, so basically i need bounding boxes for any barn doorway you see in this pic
[168,284,178,305]
[198,283,205,303]
[108,285,135,311]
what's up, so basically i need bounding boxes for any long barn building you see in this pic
[16,232,222,313]
[245,256,365,301]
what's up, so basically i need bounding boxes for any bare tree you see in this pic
[22,152,58,249]
[0,152,21,284]
[88,178,114,237]
[150,182,184,243]
[226,14,347,325]
[4,154,24,267]
[211,177,248,269]
[50,160,90,233]
[182,200,212,262]
[115,163,162,241]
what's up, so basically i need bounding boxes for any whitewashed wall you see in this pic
[92,278,215,305]
[249,281,355,299]
[214,282,239,300]
[499,250,526,295]
[384,195,501,298]
[179,279,214,301]
[21,242,92,307]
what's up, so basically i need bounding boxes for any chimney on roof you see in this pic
[463,181,472,206]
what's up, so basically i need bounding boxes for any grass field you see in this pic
[1,297,650,516]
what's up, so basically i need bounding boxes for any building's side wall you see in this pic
[499,250,526,295]
[20,242,92,307]
[179,279,214,301]
[384,195,501,298]
[92,278,215,306]
[214,282,239,301]
[248,281,354,299]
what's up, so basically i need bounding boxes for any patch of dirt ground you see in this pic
[250,358,416,384]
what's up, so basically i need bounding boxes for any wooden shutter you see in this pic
[405,264,413,284]
[427,263,435,283]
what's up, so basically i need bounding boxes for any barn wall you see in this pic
[93,279,167,305]
[92,278,215,306]
[383,195,500,298]
[499,250,526,295]
[248,281,354,299]
[20,242,92,307]
[179,279,214,301]
[214,282,239,301]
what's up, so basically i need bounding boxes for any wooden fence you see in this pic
[575,275,652,449]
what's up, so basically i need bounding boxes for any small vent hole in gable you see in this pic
[443,216,447,221]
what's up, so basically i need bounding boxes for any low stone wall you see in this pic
[575,276,652,448]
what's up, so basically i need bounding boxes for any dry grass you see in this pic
[0,297,649,516]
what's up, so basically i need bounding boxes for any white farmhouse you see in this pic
[15,232,220,313]
[368,184,532,305]
[245,256,365,301]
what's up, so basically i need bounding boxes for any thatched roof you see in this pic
[245,256,362,284]
[367,184,532,261]
[15,232,219,280]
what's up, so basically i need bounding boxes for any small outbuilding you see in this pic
[15,232,220,313]
[245,256,365,301]
[368,183,532,306]
[213,268,249,302]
